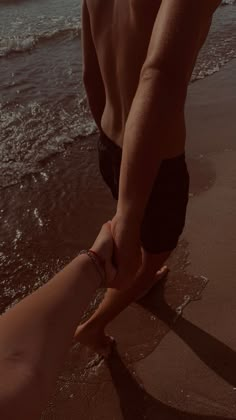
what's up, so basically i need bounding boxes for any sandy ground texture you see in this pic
[135,59,236,419]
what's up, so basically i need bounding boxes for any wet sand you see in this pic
[136,59,236,419]
[1,58,236,418]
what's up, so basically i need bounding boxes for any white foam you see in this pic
[0,97,97,188]
[33,208,43,227]
[0,17,81,58]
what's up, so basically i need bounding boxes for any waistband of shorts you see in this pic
[99,131,122,152]
[99,131,185,163]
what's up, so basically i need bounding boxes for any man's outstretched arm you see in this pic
[117,0,220,225]
[112,0,220,288]
[82,0,106,130]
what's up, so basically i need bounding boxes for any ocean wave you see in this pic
[0,98,97,188]
[0,25,81,58]
[192,52,236,82]
[0,1,234,58]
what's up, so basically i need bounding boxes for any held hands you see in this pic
[90,221,117,286]
[91,215,142,290]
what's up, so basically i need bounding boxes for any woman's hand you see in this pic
[91,222,117,286]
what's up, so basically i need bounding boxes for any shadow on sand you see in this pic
[107,279,236,419]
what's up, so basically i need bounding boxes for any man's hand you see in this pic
[110,214,142,290]
[91,217,142,290]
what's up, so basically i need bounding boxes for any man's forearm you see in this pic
[117,68,186,226]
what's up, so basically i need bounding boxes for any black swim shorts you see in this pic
[98,131,189,254]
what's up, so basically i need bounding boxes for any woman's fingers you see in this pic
[90,221,119,286]
[91,221,113,262]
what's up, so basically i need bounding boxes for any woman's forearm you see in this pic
[0,254,100,419]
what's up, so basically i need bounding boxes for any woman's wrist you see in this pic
[77,250,106,288]
[74,254,100,290]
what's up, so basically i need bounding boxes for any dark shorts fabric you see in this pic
[98,132,190,254]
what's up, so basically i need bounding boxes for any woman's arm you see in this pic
[0,223,115,420]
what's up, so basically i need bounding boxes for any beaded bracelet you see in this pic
[78,249,106,288]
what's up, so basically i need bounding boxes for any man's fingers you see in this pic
[111,265,138,290]
[105,260,117,287]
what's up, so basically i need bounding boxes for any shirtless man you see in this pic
[75,0,221,354]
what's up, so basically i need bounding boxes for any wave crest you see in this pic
[0,25,81,58]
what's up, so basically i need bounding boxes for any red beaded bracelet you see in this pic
[79,249,106,287]
[89,249,105,268]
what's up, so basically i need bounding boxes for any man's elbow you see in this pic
[140,64,188,111]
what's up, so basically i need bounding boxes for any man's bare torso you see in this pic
[83,0,220,148]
